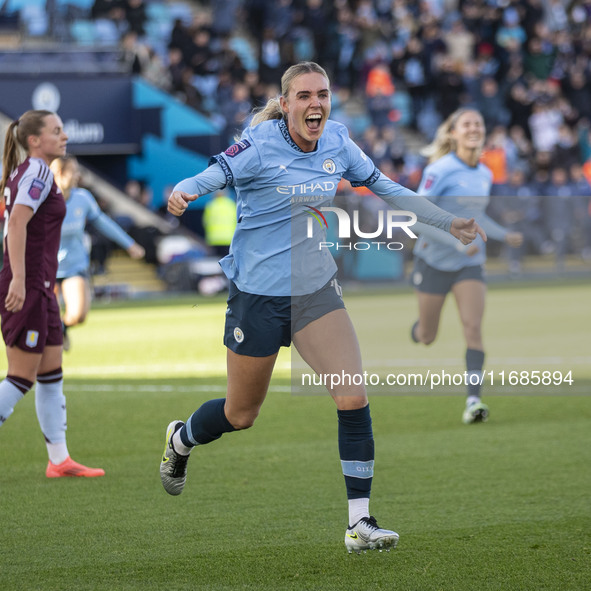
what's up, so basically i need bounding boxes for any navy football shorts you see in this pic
[411,257,485,295]
[224,275,345,357]
[56,269,91,284]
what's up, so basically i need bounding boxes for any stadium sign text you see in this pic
[64,119,105,144]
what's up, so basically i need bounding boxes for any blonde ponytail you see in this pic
[250,97,284,127]
[1,121,22,198]
[421,108,480,164]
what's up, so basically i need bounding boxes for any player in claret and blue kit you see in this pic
[159,63,485,553]
[0,110,104,478]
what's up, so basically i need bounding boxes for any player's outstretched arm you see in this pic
[167,163,229,217]
[450,217,487,245]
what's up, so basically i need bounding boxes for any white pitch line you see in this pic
[62,356,590,377]
[62,361,292,376]
[294,356,591,369]
[67,384,294,393]
[66,383,589,396]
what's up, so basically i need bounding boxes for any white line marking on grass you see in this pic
[69,382,589,396]
[362,356,591,367]
[65,361,292,377]
[68,384,294,393]
[293,356,591,369]
[66,357,589,378]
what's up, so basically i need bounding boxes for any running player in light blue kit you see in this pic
[51,156,144,350]
[410,108,523,424]
[159,63,485,553]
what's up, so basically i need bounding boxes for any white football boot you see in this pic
[345,516,399,554]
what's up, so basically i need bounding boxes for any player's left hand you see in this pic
[450,217,487,245]
[505,232,523,247]
[127,243,145,259]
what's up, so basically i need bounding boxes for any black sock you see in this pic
[180,398,236,446]
[338,405,374,500]
[466,348,485,397]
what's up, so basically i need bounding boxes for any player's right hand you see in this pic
[167,191,198,216]
[127,243,145,259]
[505,232,524,247]
[450,217,487,245]
[5,278,25,313]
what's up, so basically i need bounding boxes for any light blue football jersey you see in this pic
[414,153,508,271]
[206,119,454,295]
[57,187,134,279]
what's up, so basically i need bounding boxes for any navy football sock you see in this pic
[338,405,374,500]
[466,348,485,397]
[180,398,236,447]
[410,320,420,343]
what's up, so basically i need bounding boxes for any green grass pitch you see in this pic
[0,282,589,590]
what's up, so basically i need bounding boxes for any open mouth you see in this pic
[306,113,322,132]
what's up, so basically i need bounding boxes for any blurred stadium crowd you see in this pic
[2,0,591,269]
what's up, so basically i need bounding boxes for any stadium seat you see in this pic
[393,90,413,127]
[348,247,404,281]
[5,0,44,10]
[167,2,192,25]
[145,18,172,41]
[142,0,172,54]
[20,5,48,37]
[94,18,120,45]
[228,36,258,72]
[57,0,93,8]
[146,2,171,23]
[144,23,171,59]
[293,32,315,62]
[69,19,98,45]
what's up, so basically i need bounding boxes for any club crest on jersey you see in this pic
[322,159,336,174]
[233,327,244,343]
[28,179,45,200]
[423,175,436,190]
[225,140,251,158]
[26,331,39,348]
